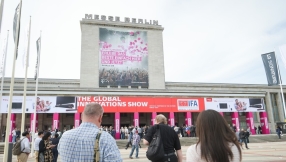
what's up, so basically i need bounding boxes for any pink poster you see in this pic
[74,113,81,128]
[30,114,38,133]
[169,112,175,126]
[231,112,240,131]
[259,112,270,134]
[151,112,156,125]
[115,112,120,139]
[185,112,192,126]
[53,113,59,130]
[245,112,256,134]
[134,112,139,127]
[9,114,16,142]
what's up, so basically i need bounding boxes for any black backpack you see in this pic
[146,125,165,161]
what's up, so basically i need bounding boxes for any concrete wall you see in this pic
[79,20,165,89]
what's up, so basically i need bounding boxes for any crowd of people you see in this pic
[11,102,284,162]
[99,68,148,86]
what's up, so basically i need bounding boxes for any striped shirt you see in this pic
[132,134,141,146]
[58,122,122,162]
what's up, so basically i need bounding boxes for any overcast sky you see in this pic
[0,0,286,84]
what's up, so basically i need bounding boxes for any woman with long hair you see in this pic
[186,110,242,162]
[39,132,56,162]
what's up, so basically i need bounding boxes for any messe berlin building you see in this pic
[0,15,286,140]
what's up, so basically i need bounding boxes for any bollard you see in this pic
[8,142,13,162]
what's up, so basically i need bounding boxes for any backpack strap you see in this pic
[93,131,102,162]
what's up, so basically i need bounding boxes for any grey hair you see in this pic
[83,103,104,117]
[156,114,167,124]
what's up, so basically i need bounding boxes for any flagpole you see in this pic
[277,50,286,120]
[0,30,9,134]
[3,0,21,161]
[20,16,31,135]
[31,31,41,157]
[0,0,5,35]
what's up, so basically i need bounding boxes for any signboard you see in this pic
[0,96,77,113]
[99,28,149,87]
[77,96,205,113]
[204,98,266,112]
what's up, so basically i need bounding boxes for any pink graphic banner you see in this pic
[185,112,192,126]
[30,114,38,133]
[115,112,120,139]
[259,112,270,134]
[53,113,59,130]
[74,113,81,128]
[134,112,139,127]
[246,112,256,134]
[231,112,240,132]
[9,114,16,142]
[169,112,175,126]
[151,112,157,125]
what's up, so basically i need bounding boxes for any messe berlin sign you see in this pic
[84,14,159,25]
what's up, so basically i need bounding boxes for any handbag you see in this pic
[146,125,165,161]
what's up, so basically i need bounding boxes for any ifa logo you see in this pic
[177,99,199,110]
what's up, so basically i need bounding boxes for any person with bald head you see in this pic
[143,114,183,162]
[58,103,122,162]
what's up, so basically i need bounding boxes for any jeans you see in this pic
[125,141,132,148]
[52,149,58,162]
[241,138,248,148]
[129,145,139,158]
[12,135,17,143]
[121,133,125,139]
[246,137,249,143]
[277,133,281,139]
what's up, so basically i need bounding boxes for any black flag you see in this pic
[35,37,41,80]
[261,52,281,86]
[13,1,22,60]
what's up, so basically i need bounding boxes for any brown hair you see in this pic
[196,110,242,162]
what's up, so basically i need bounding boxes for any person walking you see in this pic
[34,131,44,162]
[129,131,141,159]
[239,129,249,149]
[1,131,5,142]
[12,128,17,143]
[52,134,60,162]
[276,126,282,139]
[125,127,133,150]
[58,103,122,161]
[39,132,55,162]
[17,131,31,162]
[143,114,183,162]
[186,110,242,162]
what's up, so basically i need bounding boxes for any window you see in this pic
[47,114,53,118]
[66,114,74,117]
[139,113,144,117]
[253,112,258,122]
[103,113,111,117]
[270,93,280,122]
[121,113,128,117]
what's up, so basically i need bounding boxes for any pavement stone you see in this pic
[0,141,285,162]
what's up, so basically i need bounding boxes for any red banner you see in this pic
[77,96,205,113]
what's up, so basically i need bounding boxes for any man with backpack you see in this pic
[13,131,31,162]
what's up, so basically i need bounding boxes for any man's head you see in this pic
[38,131,44,138]
[155,114,167,124]
[82,103,104,127]
[22,131,30,138]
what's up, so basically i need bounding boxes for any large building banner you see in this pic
[99,28,148,87]
[77,96,205,113]
[1,96,77,113]
[204,98,266,112]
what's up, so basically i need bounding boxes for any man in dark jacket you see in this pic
[239,129,249,149]
[52,134,60,162]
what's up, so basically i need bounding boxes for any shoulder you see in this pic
[230,143,241,161]
[186,144,200,161]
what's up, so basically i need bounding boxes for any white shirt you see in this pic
[21,137,31,153]
[34,137,42,151]
[186,143,240,162]
[12,130,16,136]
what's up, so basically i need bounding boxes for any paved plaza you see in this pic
[0,141,285,162]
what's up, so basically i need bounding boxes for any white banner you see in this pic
[1,96,77,113]
[204,98,266,112]
[0,36,7,76]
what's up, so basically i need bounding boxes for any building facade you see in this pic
[0,16,286,141]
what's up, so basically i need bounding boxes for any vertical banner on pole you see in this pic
[169,112,175,126]
[9,114,16,142]
[151,112,157,125]
[74,113,80,128]
[114,112,120,139]
[52,113,59,130]
[231,112,240,132]
[134,112,139,127]
[259,112,270,134]
[245,112,256,134]
[185,112,192,126]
